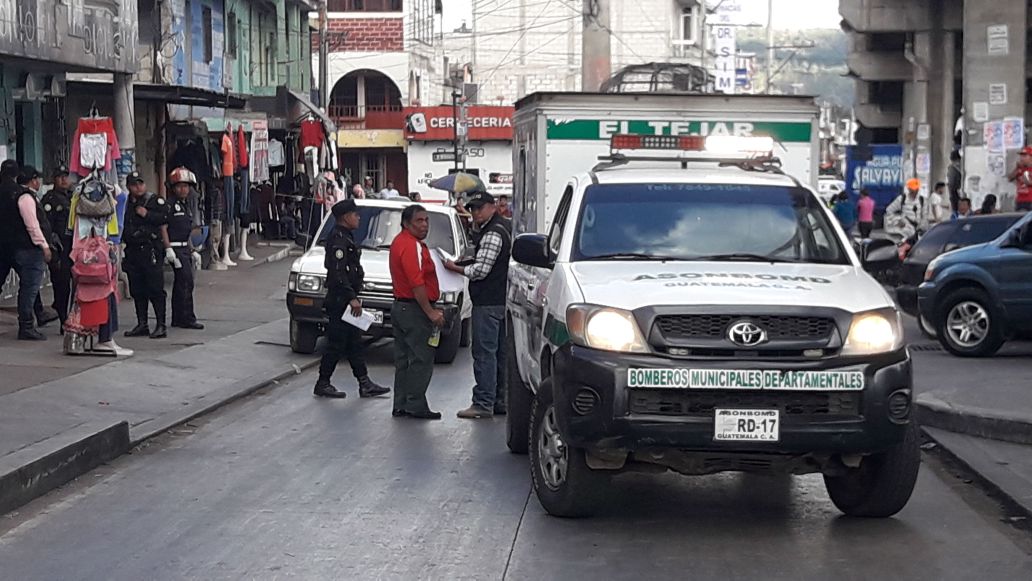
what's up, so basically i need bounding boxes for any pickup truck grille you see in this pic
[656,315,834,341]
[628,389,860,417]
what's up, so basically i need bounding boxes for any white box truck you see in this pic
[511,92,821,234]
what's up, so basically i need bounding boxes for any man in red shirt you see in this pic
[389,205,445,419]
[1007,146,1032,211]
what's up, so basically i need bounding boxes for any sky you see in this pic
[443,0,843,32]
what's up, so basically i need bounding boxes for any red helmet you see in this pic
[169,167,197,186]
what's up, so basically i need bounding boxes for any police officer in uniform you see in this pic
[40,166,74,326]
[167,168,204,330]
[122,172,172,339]
[314,199,390,399]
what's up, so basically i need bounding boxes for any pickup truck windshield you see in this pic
[572,183,849,265]
[317,207,455,252]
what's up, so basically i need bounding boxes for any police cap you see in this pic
[52,165,70,178]
[332,199,358,217]
[126,171,145,185]
[465,191,495,210]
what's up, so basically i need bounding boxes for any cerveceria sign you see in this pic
[546,119,812,143]
[404,106,514,141]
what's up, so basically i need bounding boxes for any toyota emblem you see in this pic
[727,320,767,347]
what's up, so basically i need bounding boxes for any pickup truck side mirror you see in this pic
[512,233,555,269]
[861,238,898,272]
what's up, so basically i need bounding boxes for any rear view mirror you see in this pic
[861,238,898,272]
[512,233,554,269]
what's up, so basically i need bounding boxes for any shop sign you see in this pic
[404,106,514,141]
[337,129,407,149]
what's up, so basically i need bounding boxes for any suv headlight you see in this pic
[841,309,903,356]
[296,274,324,292]
[439,291,459,304]
[567,304,649,353]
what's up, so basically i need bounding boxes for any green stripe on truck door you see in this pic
[545,119,812,142]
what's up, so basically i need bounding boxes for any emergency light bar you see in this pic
[609,134,775,156]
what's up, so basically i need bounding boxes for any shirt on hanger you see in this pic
[268,139,285,167]
[237,126,249,169]
[221,133,235,177]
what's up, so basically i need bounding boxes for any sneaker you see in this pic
[457,405,494,419]
[95,341,134,357]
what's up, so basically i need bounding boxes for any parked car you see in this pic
[918,213,1032,356]
[286,199,473,363]
[897,214,1023,338]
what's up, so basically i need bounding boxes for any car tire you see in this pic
[434,324,462,364]
[529,378,609,518]
[290,319,319,354]
[935,287,1006,357]
[506,325,532,454]
[459,317,472,347]
[917,314,938,340]
[824,421,921,518]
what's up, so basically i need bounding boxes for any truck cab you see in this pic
[505,135,918,518]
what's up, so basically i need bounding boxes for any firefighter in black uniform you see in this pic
[122,172,172,339]
[40,166,75,327]
[167,167,204,330]
[314,199,390,399]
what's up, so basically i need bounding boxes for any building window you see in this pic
[679,5,699,46]
[202,7,213,63]
[227,13,237,58]
[327,0,403,11]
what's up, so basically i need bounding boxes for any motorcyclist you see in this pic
[884,178,929,242]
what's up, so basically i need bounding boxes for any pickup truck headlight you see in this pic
[439,291,459,304]
[841,309,902,356]
[296,274,324,293]
[567,304,649,353]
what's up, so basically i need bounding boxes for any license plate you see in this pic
[626,368,864,391]
[367,309,384,324]
[714,409,780,442]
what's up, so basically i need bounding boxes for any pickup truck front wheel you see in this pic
[823,421,920,518]
[290,319,319,354]
[530,379,608,518]
[434,324,462,364]
[505,326,531,454]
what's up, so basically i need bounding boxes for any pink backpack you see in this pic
[71,235,114,285]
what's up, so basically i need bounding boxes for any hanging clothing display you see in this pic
[220,133,236,221]
[70,117,120,176]
[250,123,270,183]
[268,139,285,168]
[170,139,211,185]
[299,119,324,150]
[220,132,236,177]
[237,125,249,170]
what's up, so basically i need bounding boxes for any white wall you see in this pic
[408,140,514,203]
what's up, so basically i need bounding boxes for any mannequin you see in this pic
[218,122,237,267]
[210,220,228,271]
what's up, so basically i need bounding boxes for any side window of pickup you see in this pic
[548,186,574,257]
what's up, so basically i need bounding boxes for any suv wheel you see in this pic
[824,421,920,518]
[434,324,462,364]
[936,288,1005,357]
[917,314,937,340]
[505,324,531,454]
[529,379,608,518]
[290,319,319,354]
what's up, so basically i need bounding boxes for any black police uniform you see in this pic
[40,185,74,324]
[167,194,202,329]
[123,191,169,336]
[316,225,369,392]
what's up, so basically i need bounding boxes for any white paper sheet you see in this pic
[342,304,376,331]
[430,247,466,293]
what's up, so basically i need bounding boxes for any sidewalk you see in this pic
[0,243,316,514]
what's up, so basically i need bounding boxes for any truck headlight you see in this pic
[288,272,298,291]
[842,309,902,356]
[439,291,459,304]
[296,274,324,292]
[567,304,649,353]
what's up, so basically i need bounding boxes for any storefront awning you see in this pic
[67,81,246,109]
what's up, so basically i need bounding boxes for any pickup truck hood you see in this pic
[568,261,893,313]
[295,247,392,282]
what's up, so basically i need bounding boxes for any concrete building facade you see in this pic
[842,0,1030,208]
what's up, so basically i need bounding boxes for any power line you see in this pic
[476,0,562,88]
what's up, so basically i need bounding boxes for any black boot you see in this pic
[124,322,150,337]
[18,325,46,341]
[314,378,347,399]
[358,376,390,398]
[149,324,167,339]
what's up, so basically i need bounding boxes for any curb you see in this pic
[0,421,130,516]
[0,356,319,516]
[915,393,1032,445]
[256,243,294,265]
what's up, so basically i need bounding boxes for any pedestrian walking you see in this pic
[389,204,444,420]
[314,199,391,399]
[122,172,171,339]
[947,150,963,213]
[0,161,52,340]
[166,168,205,330]
[40,166,74,326]
[857,189,875,238]
[832,192,857,235]
[444,192,512,419]
[1008,146,1032,211]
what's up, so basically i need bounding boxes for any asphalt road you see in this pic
[2,345,1031,580]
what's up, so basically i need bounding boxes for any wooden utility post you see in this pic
[581,0,611,91]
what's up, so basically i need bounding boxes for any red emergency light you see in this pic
[610,134,707,152]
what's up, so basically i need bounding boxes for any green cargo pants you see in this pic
[391,301,436,414]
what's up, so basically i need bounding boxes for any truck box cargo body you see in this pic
[511,92,821,234]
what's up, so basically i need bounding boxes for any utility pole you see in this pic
[452,90,461,173]
[765,0,774,94]
[318,0,329,108]
[581,0,611,92]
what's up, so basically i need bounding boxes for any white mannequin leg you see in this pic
[222,232,237,267]
[237,223,254,261]
[211,220,228,270]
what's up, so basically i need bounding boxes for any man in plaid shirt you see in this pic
[445,191,512,419]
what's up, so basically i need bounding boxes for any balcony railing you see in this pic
[328,103,405,130]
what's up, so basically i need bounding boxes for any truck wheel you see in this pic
[935,288,1006,357]
[459,317,472,347]
[506,326,531,454]
[529,379,608,518]
[434,325,462,364]
[290,319,319,354]
[917,314,937,340]
[824,421,920,518]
